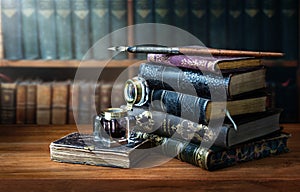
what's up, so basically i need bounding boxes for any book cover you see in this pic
[227,0,244,50]
[139,62,266,98]
[51,82,69,125]
[16,82,27,124]
[135,131,290,170]
[72,0,90,60]
[209,0,227,49]
[149,89,266,124]
[147,54,262,73]
[50,132,151,168]
[36,82,52,125]
[0,82,17,124]
[22,0,39,59]
[189,0,208,46]
[1,0,23,60]
[110,0,128,60]
[262,0,281,52]
[280,0,298,60]
[26,81,37,124]
[55,0,73,60]
[37,0,57,59]
[90,0,110,60]
[128,107,282,148]
[244,0,261,51]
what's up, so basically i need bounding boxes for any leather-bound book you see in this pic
[26,81,37,124]
[99,81,112,111]
[51,82,69,125]
[0,82,17,124]
[16,82,27,124]
[36,82,52,125]
[77,82,92,124]
[68,82,79,124]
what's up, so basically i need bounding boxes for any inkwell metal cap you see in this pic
[124,76,149,109]
[101,108,128,121]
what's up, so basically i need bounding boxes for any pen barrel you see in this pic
[127,46,180,54]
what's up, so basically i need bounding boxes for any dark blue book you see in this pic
[189,0,208,46]
[55,0,73,60]
[173,0,189,31]
[262,0,281,52]
[1,0,23,60]
[133,0,154,59]
[37,0,57,59]
[90,0,110,60]
[244,0,261,51]
[72,0,90,60]
[21,0,39,59]
[110,0,128,60]
[209,0,227,49]
[227,0,244,50]
[280,0,298,60]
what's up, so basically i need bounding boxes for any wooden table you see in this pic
[1,124,300,192]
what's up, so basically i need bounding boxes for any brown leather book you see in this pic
[0,82,17,124]
[77,81,92,124]
[16,82,27,124]
[36,82,52,125]
[51,81,69,125]
[26,81,38,124]
[99,81,112,111]
[68,81,79,124]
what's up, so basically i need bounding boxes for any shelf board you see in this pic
[0,59,298,68]
[0,59,144,68]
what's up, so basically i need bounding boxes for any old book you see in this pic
[280,0,298,60]
[227,0,244,50]
[52,82,69,125]
[1,0,23,60]
[55,0,73,60]
[16,82,27,124]
[68,82,79,124]
[139,62,266,98]
[189,0,208,45]
[135,131,290,171]
[99,81,113,111]
[26,81,37,124]
[36,82,52,125]
[209,0,227,49]
[128,107,282,148]
[50,132,151,168]
[147,54,262,73]
[22,0,39,59]
[37,0,56,59]
[110,0,128,60]
[78,82,92,124]
[173,0,189,38]
[90,0,110,60]
[149,89,266,124]
[0,82,17,124]
[72,0,90,60]
[244,0,261,51]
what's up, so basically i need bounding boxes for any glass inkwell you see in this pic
[93,77,150,147]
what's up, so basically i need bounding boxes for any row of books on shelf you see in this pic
[51,53,290,170]
[1,0,299,61]
[0,80,125,125]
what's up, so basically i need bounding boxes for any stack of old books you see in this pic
[128,52,290,170]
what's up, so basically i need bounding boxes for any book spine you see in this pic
[227,0,244,50]
[0,2,3,59]
[139,63,229,98]
[110,0,128,60]
[90,0,110,60]
[0,83,17,124]
[173,0,189,31]
[136,132,290,170]
[78,82,92,124]
[261,0,281,52]
[1,0,23,60]
[133,0,154,59]
[36,83,52,125]
[68,82,79,124]
[55,0,73,60]
[99,81,112,111]
[150,89,209,124]
[16,83,27,124]
[209,0,227,49]
[189,0,208,46]
[51,83,69,124]
[21,0,39,59]
[72,0,90,60]
[91,82,101,116]
[280,0,298,60]
[244,0,261,51]
[26,83,37,124]
[37,0,57,59]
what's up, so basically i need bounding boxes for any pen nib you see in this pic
[108,46,127,52]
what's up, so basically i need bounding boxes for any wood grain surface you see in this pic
[0,124,299,192]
